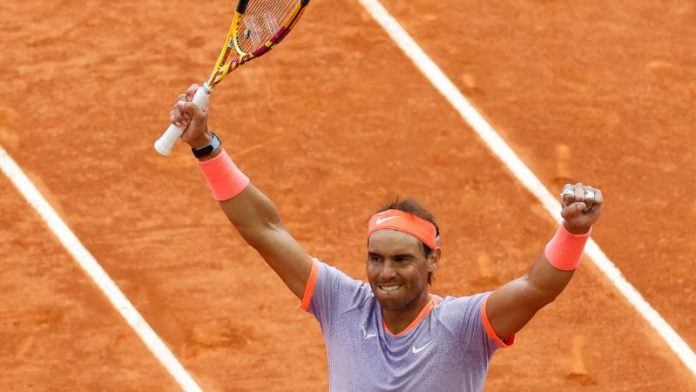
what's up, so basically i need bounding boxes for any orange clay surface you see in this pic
[1,0,695,391]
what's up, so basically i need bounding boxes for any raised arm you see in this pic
[170,84,313,299]
[486,183,604,339]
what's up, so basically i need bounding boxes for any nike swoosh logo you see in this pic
[376,216,399,225]
[411,341,433,354]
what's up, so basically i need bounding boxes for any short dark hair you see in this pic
[374,197,439,284]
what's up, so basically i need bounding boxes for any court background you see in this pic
[1,0,695,390]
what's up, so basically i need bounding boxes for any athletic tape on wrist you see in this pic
[198,148,249,201]
[544,225,591,271]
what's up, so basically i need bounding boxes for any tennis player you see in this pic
[170,84,604,391]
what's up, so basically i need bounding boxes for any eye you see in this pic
[393,255,410,263]
[367,254,381,263]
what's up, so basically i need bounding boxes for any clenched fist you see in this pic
[559,183,603,234]
[169,83,212,149]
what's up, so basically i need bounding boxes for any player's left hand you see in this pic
[559,183,603,234]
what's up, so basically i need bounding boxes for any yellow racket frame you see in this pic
[206,0,309,88]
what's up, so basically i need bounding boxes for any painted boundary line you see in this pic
[0,147,203,392]
[357,0,696,377]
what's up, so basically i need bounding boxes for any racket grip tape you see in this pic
[154,84,212,156]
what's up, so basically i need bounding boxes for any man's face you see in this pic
[366,230,438,311]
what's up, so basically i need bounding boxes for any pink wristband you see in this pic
[544,225,591,271]
[198,148,250,201]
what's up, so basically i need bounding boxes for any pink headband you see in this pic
[368,209,439,250]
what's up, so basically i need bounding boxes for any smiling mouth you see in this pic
[378,284,402,293]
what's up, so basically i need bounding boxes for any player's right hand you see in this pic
[169,83,211,149]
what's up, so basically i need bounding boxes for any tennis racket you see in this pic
[154,0,310,156]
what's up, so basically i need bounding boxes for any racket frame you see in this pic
[206,0,310,88]
[154,0,310,156]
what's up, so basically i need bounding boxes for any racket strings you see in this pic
[237,0,298,53]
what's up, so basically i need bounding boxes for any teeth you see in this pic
[379,285,400,292]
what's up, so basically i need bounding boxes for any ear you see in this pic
[428,248,441,272]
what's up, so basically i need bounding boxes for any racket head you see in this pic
[206,0,309,88]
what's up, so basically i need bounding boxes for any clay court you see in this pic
[1,0,695,390]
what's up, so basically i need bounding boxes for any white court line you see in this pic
[358,0,696,377]
[0,147,203,392]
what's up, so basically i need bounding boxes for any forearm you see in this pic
[525,223,590,303]
[487,225,590,337]
[219,183,284,245]
[522,254,576,308]
[198,146,280,238]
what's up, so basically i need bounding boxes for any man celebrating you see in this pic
[169,84,604,391]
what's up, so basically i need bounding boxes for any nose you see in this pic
[380,260,398,280]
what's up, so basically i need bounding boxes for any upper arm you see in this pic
[486,254,574,338]
[219,184,313,299]
[249,225,313,299]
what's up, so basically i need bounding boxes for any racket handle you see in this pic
[154,84,212,156]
